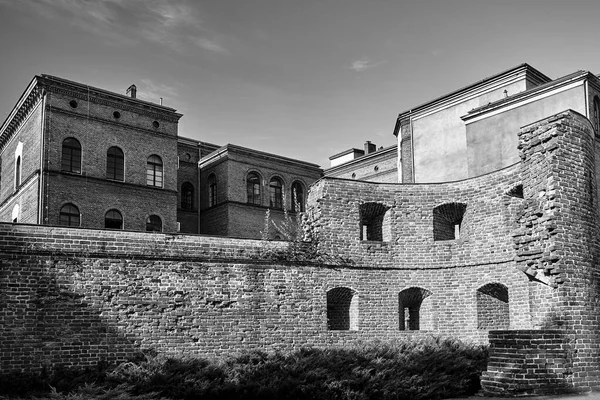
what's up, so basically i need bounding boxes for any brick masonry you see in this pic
[1,110,600,394]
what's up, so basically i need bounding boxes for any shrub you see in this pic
[0,337,488,400]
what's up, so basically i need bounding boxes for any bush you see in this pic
[0,337,488,400]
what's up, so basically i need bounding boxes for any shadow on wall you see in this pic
[0,256,142,374]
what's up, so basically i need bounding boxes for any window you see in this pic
[208,174,217,207]
[477,283,509,329]
[291,181,305,212]
[61,138,81,173]
[433,202,467,241]
[105,209,123,229]
[146,215,162,232]
[269,177,283,209]
[398,287,432,331]
[594,96,600,135]
[15,156,21,188]
[59,203,80,227]
[11,204,19,223]
[247,172,261,205]
[146,155,163,187]
[360,202,391,241]
[181,182,194,210]
[106,147,124,181]
[327,287,359,331]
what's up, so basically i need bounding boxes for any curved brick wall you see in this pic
[1,110,599,394]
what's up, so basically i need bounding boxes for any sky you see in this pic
[1,0,600,168]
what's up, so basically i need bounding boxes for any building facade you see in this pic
[0,75,181,232]
[0,75,323,238]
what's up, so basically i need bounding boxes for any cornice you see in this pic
[0,78,44,152]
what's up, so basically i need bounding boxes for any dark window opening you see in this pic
[208,174,216,207]
[105,209,123,229]
[398,287,432,331]
[59,203,80,227]
[360,202,390,241]
[69,100,78,108]
[113,111,121,119]
[61,138,81,173]
[182,182,194,210]
[247,172,261,205]
[291,181,305,212]
[433,202,467,241]
[146,155,163,187]
[15,156,21,187]
[269,177,283,209]
[507,184,523,199]
[146,215,162,232]
[477,283,509,329]
[106,146,124,181]
[327,287,358,331]
[594,96,600,135]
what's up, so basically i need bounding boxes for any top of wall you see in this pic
[198,143,323,171]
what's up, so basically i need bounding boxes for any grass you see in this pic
[0,336,487,400]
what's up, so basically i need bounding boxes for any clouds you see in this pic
[1,0,229,54]
[349,58,384,72]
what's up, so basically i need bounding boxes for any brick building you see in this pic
[198,144,322,239]
[0,75,182,232]
[324,140,397,182]
[0,75,323,237]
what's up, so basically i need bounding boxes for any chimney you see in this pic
[364,141,376,155]
[126,84,137,99]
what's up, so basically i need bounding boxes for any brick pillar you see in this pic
[399,116,414,183]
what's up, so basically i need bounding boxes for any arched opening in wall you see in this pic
[14,156,21,188]
[327,287,358,331]
[61,138,81,174]
[291,181,305,212]
[246,172,261,205]
[433,202,466,241]
[146,215,162,232]
[506,184,523,199]
[181,182,194,210]
[398,287,432,331]
[477,283,509,329]
[106,146,124,181]
[105,209,123,230]
[269,177,283,209]
[59,203,80,227]
[359,202,391,241]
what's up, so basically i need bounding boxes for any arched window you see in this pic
[433,202,467,241]
[247,172,261,205]
[105,209,123,229]
[146,215,162,232]
[269,177,283,209]
[181,182,194,210]
[327,287,359,331]
[208,174,217,207]
[477,283,509,329]
[398,287,433,331]
[594,96,600,135]
[15,156,21,188]
[106,147,124,181]
[59,203,80,227]
[291,181,305,212]
[61,138,81,173]
[360,202,391,241]
[146,155,163,187]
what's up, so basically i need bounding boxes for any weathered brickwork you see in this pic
[1,110,600,395]
[482,331,574,396]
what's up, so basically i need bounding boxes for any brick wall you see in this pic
[482,331,574,395]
